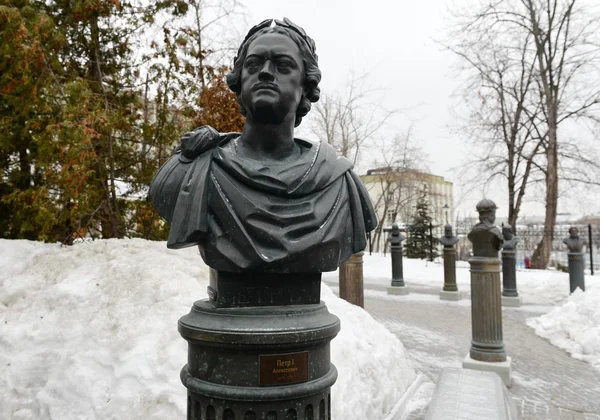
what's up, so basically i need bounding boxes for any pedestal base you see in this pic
[179,300,340,419]
[439,290,463,301]
[462,355,512,387]
[387,286,410,295]
[501,295,522,307]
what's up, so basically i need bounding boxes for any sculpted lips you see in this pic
[253,82,279,92]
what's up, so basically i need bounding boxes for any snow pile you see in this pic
[0,239,416,420]
[527,284,600,372]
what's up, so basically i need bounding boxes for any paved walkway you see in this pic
[324,280,600,420]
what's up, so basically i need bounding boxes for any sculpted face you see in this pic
[240,33,304,124]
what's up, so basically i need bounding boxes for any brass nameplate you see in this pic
[258,351,309,386]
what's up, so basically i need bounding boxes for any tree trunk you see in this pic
[89,14,120,238]
[532,127,558,268]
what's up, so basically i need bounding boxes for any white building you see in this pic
[360,167,454,252]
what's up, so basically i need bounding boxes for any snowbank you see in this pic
[527,284,600,372]
[0,239,416,420]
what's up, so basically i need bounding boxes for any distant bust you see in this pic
[501,224,519,251]
[149,18,377,273]
[387,223,405,246]
[468,199,503,257]
[563,227,586,253]
[440,224,459,248]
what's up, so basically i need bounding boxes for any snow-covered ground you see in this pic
[324,253,600,373]
[0,239,416,420]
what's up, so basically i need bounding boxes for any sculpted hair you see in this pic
[226,22,321,127]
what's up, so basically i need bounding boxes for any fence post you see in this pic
[589,224,594,276]
[429,221,434,262]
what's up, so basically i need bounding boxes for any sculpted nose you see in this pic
[258,61,275,81]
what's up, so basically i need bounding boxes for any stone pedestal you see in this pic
[179,270,340,419]
[501,296,523,307]
[339,252,364,307]
[387,286,410,295]
[439,290,463,301]
[462,356,512,387]
[567,252,586,293]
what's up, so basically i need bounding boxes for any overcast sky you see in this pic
[235,0,600,221]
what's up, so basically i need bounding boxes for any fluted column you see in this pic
[443,246,458,292]
[501,224,521,307]
[469,257,505,362]
[440,225,461,301]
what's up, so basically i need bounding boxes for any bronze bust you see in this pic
[468,199,503,257]
[564,227,586,253]
[149,18,377,274]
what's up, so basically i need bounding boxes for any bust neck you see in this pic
[237,116,297,161]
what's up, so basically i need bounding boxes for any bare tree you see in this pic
[447,0,600,267]
[311,72,398,166]
[447,17,546,233]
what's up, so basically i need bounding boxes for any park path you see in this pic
[324,279,600,420]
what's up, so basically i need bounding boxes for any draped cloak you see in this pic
[149,133,377,273]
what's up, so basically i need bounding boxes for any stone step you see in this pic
[425,368,519,420]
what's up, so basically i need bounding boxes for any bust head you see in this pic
[444,224,453,237]
[226,18,321,127]
[569,227,579,238]
[502,224,513,240]
[476,199,498,225]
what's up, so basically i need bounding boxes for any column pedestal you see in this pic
[462,256,512,386]
[440,246,461,301]
[387,242,409,295]
[179,301,340,420]
[568,252,586,293]
[339,252,364,307]
[502,248,521,307]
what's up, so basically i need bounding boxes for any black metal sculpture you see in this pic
[149,19,376,275]
[148,18,377,419]
[564,227,586,293]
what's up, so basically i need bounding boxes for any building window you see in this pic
[387,210,396,224]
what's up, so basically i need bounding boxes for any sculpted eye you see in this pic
[277,61,293,72]
[245,58,261,71]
